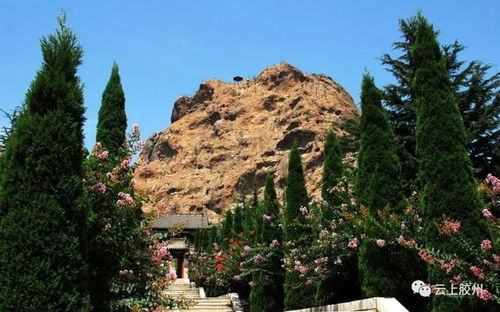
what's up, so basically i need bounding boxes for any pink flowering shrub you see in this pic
[84,125,189,311]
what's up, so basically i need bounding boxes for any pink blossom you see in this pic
[270,239,279,248]
[117,192,134,206]
[314,257,328,265]
[470,266,485,280]
[233,275,241,281]
[481,239,492,250]
[167,271,177,281]
[418,251,435,264]
[119,269,133,276]
[440,220,461,234]
[120,157,131,169]
[299,206,308,215]
[104,223,111,230]
[319,229,328,239]
[92,182,107,194]
[254,254,263,264]
[376,239,386,247]
[482,209,493,219]
[132,123,140,134]
[106,172,113,178]
[475,288,491,301]
[96,150,109,159]
[262,214,272,222]
[347,239,358,249]
[243,245,252,253]
[305,279,313,286]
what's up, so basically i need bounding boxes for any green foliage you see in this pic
[413,16,491,311]
[356,73,404,213]
[321,129,344,223]
[233,204,244,236]
[250,175,284,311]
[284,141,309,241]
[0,16,91,311]
[221,210,233,247]
[355,73,426,310]
[382,12,500,185]
[283,142,315,310]
[261,175,282,244]
[96,63,127,155]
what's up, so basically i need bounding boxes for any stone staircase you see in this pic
[164,278,234,311]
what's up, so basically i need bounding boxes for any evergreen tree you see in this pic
[355,73,404,212]
[233,204,244,236]
[96,63,127,155]
[283,141,309,240]
[321,129,344,222]
[0,16,91,311]
[356,73,426,311]
[283,142,314,310]
[206,226,219,253]
[221,209,233,247]
[250,175,284,312]
[382,13,499,185]
[413,17,491,311]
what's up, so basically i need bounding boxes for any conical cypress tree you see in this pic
[414,17,490,311]
[206,226,219,253]
[283,142,314,310]
[356,73,426,311]
[355,74,404,212]
[261,175,282,244]
[96,63,127,155]
[284,141,309,241]
[0,16,91,311]
[221,210,233,247]
[321,129,344,222]
[233,204,244,236]
[250,175,284,312]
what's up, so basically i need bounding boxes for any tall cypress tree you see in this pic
[321,129,344,222]
[233,204,244,236]
[96,63,127,155]
[221,210,233,247]
[283,142,314,310]
[382,13,499,184]
[250,175,284,312]
[356,73,426,311]
[414,17,490,311]
[0,16,90,311]
[355,73,404,212]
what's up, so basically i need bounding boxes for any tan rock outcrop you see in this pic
[134,63,359,221]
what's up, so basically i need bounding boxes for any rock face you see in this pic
[134,63,359,221]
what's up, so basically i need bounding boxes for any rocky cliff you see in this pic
[134,63,359,221]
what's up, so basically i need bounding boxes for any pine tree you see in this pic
[356,73,426,311]
[283,142,314,310]
[382,13,499,184]
[0,16,91,311]
[96,63,127,155]
[321,129,344,222]
[413,17,490,311]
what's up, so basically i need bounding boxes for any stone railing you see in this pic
[286,297,409,312]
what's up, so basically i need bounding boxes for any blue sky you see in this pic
[1,0,499,148]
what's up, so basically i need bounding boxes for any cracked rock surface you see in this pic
[134,63,359,221]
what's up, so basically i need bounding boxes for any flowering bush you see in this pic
[84,125,190,311]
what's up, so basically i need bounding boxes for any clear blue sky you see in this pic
[1,0,499,148]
